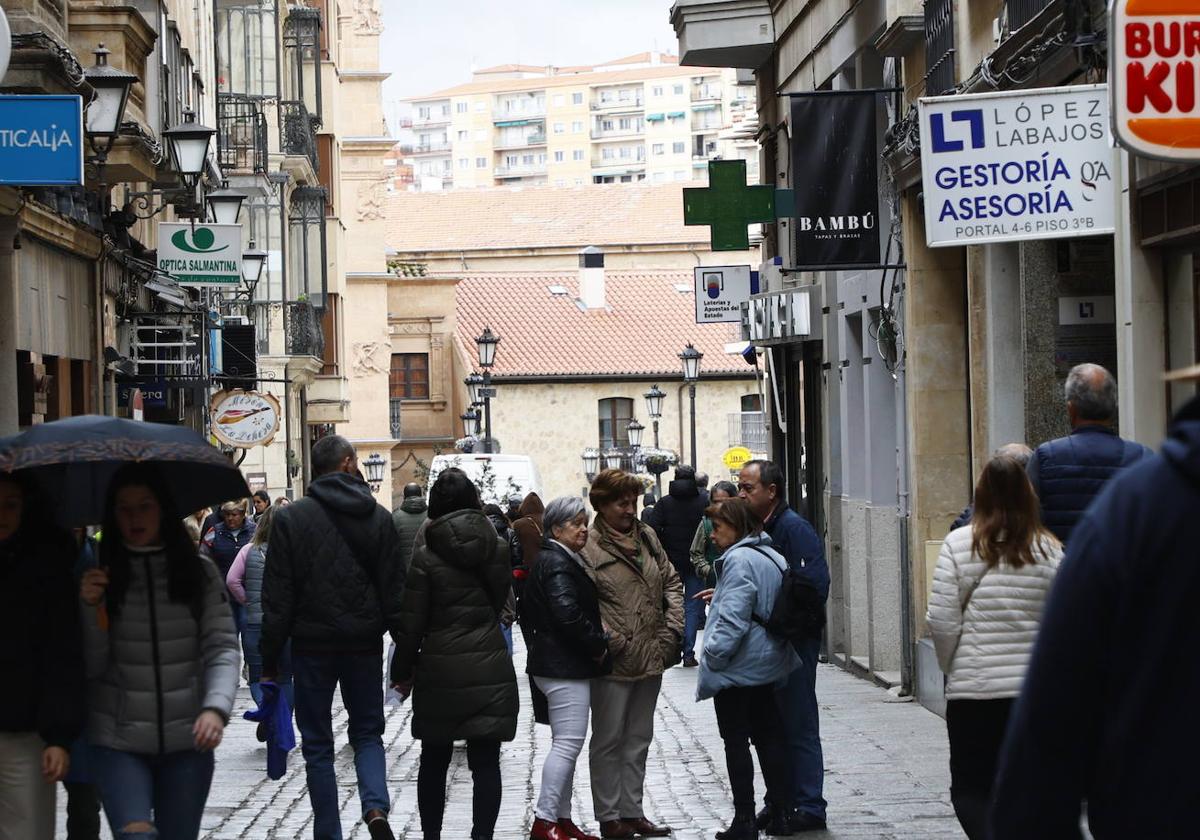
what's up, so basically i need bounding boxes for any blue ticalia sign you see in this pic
[0,95,84,186]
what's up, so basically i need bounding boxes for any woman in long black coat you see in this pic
[521,497,611,840]
[390,468,518,840]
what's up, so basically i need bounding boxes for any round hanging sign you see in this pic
[209,390,281,448]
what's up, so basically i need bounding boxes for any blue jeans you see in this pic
[293,652,389,840]
[776,637,826,820]
[230,600,246,636]
[681,569,704,660]
[90,746,214,839]
[501,622,514,656]
[243,623,294,709]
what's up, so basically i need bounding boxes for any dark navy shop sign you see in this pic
[0,95,84,186]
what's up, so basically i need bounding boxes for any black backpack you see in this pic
[749,546,826,644]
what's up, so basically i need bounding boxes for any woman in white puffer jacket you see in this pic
[926,451,1062,840]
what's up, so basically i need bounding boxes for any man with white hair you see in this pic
[1026,363,1152,544]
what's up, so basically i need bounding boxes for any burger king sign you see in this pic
[1113,0,1200,159]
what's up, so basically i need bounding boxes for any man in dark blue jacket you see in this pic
[990,384,1199,838]
[1027,363,1151,544]
[739,459,829,833]
[645,465,708,666]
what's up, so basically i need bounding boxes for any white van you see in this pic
[427,453,542,506]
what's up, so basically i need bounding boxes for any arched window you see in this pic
[598,397,634,449]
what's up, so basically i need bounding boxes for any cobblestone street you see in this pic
[60,634,963,840]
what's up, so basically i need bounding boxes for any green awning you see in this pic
[692,103,719,112]
[646,113,665,122]
[667,111,686,119]
[495,118,540,127]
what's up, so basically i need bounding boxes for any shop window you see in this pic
[598,397,633,449]
[390,353,430,400]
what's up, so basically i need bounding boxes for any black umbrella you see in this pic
[0,415,250,526]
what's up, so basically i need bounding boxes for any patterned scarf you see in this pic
[593,514,645,568]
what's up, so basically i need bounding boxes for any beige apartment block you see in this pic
[407,53,756,191]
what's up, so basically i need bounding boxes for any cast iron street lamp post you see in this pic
[581,447,600,483]
[475,327,500,453]
[643,384,665,496]
[680,343,703,469]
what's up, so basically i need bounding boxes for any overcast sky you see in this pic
[380,0,678,123]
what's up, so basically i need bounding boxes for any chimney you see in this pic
[579,245,606,310]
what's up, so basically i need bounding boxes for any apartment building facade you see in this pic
[405,53,757,190]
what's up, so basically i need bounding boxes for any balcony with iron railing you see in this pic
[591,125,644,141]
[280,101,319,169]
[285,300,325,358]
[1006,0,1052,34]
[389,398,403,440]
[411,141,453,155]
[924,0,956,96]
[691,85,722,102]
[591,94,645,112]
[494,163,547,178]
[728,412,768,452]
[413,112,451,127]
[493,107,546,121]
[494,133,547,150]
[217,94,268,174]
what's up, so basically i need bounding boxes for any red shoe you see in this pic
[530,817,570,840]
[558,819,602,840]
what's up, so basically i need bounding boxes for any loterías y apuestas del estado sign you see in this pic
[918,84,1117,248]
[1111,0,1200,160]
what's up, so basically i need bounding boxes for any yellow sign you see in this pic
[722,446,753,470]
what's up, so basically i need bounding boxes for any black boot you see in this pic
[754,807,771,831]
[764,807,794,836]
[716,815,759,840]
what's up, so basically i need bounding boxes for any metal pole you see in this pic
[688,383,697,469]
[483,371,493,454]
[652,419,662,497]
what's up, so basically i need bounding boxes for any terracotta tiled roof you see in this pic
[413,64,700,100]
[387,182,709,256]
[453,270,750,378]
[600,52,679,67]
[474,63,550,75]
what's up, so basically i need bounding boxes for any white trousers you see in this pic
[534,676,592,822]
[0,731,56,840]
[588,675,662,822]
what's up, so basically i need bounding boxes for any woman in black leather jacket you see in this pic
[521,497,610,840]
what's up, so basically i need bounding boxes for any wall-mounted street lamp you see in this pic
[627,419,645,448]
[603,449,624,471]
[206,179,247,225]
[362,452,386,493]
[163,109,217,188]
[461,407,479,440]
[241,240,267,297]
[83,44,137,167]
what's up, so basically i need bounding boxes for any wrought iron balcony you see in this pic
[285,300,325,358]
[924,0,956,96]
[217,94,268,174]
[389,398,403,440]
[1006,0,1052,34]
[280,100,319,169]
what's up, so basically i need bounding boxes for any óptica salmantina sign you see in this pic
[0,95,84,186]
[918,84,1117,248]
[157,223,244,287]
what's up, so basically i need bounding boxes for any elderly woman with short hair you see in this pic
[582,470,683,840]
[521,497,611,840]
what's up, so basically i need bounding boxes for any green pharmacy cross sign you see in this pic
[683,160,775,251]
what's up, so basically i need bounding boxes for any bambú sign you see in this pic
[1111,0,1200,160]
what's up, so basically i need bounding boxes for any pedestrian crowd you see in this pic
[3,360,1196,840]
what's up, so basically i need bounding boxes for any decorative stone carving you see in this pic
[353,0,383,34]
[356,176,388,221]
[352,341,388,377]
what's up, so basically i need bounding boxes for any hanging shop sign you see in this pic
[790,91,881,269]
[694,265,757,323]
[158,223,243,287]
[918,84,1117,248]
[0,95,83,186]
[209,390,281,448]
[722,446,754,470]
[1111,1,1200,160]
